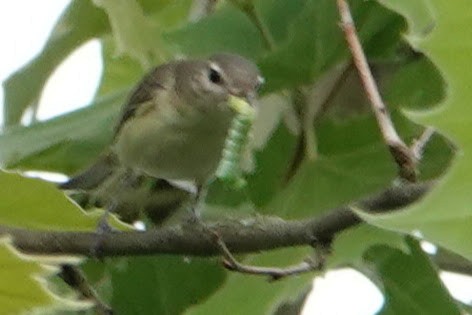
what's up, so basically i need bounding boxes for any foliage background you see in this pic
[0,0,471,314]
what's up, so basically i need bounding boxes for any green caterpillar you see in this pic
[216,96,256,188]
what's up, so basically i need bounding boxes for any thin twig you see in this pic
[213,229,325,280]
[336,0,417,182]
[411,127,435,160]
[59,264,113,315]
[189,201,327,280]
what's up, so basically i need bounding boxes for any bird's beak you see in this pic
[228,95,254,115]
[244,91,256,107]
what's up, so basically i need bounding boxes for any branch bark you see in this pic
[336,0,418,182]
[0,182,432,257]
[60,265,113,314]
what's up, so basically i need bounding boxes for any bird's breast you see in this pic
[114,104,233,183]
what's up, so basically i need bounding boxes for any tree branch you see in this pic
[336,0,417,182]
[59,265,113,315]
[0,182,432,257]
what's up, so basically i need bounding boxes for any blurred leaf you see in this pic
[384,57,446,110]
[141,0,193,29]
[92,0,167,67]
[2,0,190,129]
[2,0,109,127]
[0,170,127,231]
[254,0,306,44]
[95,0,192,94]
[416,132,455,180]
[0,238,62,314]
[365,238,460,315]
[94,0,192,96]
[377,0,436,42]
[187,248,313,315]
[165,4,265,59]
[167,0,405,94]
[457,301,472,314]
[247,123,298,207]
[263,114,396,218]
[360,0,472,262]
[109,256,225,315]
[264,112,452,219]
[97,36,147,96]
[328,225,407,267]
[136,0,174,12]
[273,286,311,315]
[258,0,405,93]
[0,91,126,174]
[205,179,249,208]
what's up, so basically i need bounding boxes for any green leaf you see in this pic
[97,37,144,96]
[263,114,400,218]
[246,122,298,207]
[258,0,406,93]
[2,0,190,128]
[92,0,167,67]
[328,225,407,267]
[360,0,472,261]
[96,1,192,98]
[377,0,436,42]
[109,256,225,315]
[254,0,306,43]
[0,237,69,314]
[168,0,406,93]
[0,170,122,230]
[186,248,313,315]
[0,91,126,174]
[364,238,460,315]
[384,57,446,110]
[165,4,265,59]
[266,111,452,219]
[2,0,109,127]
[144,0,193,30]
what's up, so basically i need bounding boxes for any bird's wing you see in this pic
[61,63,177,191]
[113,62,176,136]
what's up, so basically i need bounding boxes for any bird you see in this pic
[61,53,264,225]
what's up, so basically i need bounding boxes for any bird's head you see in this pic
[175,53,264,112]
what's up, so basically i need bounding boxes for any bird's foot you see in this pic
[90,206,117,259]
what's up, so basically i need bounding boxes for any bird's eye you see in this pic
[209,67,223,84]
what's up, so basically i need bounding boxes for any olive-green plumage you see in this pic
[61,53,263,224]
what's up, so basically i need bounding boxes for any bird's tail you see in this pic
[59,152,118,191]
[59,152,191,225]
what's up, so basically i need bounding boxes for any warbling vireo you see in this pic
[61,53,263,224]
